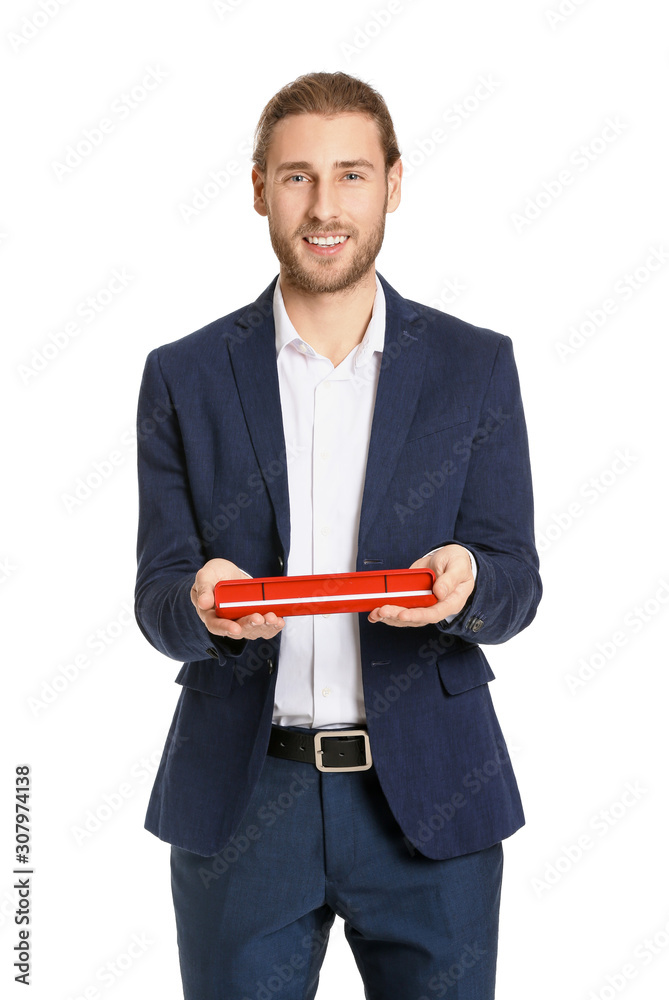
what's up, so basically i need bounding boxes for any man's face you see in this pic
[252,112,402,294]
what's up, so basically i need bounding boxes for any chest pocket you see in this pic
[404,406,470,444]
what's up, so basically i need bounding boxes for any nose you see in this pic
[307,178,341,224]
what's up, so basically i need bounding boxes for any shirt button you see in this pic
[321,526,330,536]
[322,687,331,698]
[298,343,308,353]
[320,450,329,461]
[322,614,330,619]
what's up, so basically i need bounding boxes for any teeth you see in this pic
[306,235,348,246]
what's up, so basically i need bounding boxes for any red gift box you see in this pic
[214,568,437,619]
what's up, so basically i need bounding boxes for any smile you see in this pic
[304,235,349,245]
[302,235,350,257]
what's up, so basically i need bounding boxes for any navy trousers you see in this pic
[170,726,503,999]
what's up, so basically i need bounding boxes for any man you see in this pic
[135,71,541,999]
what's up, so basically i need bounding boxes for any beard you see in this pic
[266,195,388,295]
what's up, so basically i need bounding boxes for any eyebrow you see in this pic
[274,159,376,173]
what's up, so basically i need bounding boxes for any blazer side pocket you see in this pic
[437,646,495,696]
[175,659,233,699]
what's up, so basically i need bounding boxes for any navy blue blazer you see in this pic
[135,271,542,859]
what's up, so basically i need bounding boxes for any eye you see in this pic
[288,174,308,183]
[344,173,361,180]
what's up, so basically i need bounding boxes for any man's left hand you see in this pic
[367,544,475,627]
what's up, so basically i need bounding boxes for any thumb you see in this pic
[193,575,215,610]
[433,573,450,603]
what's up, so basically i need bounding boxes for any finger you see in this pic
[197,608,288,642]
[369,586,473,627]
[263,613,285,629]
[368,604,408,622]
[201,612,245,637]
[369,596,460,622]
[238,614,284,635]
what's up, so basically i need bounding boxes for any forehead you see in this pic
[266,112,385,171]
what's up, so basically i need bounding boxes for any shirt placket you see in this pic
[312,373,344,725]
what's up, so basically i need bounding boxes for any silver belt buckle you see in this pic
[313,729,372,772]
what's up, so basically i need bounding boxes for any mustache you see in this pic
[296,226,356,238]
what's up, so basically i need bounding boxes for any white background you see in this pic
[2,0,668,997]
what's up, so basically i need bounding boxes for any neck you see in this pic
[279,267,377,367]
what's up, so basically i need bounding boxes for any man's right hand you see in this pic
[191,558,285,641]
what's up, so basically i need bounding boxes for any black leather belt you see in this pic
[267,725,372,772]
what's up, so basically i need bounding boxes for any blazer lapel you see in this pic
[225,276,291,559]
[357,273,428,552]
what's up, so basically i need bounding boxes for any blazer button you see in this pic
[205,647,218,658]
[267,658,274,674]
[466,617,484,633]
[277,555,284,570]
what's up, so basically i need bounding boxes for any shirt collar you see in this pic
[273,272,386,368]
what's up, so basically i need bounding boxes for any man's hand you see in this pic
[367,545,475,628]
[191,558,285,641]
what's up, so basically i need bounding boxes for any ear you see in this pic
[386,158,402,214]
[252,166,268,217]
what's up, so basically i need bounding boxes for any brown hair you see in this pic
[252,71,401,176]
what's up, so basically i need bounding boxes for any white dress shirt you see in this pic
[271,275,384,728]
[267,273,476,729]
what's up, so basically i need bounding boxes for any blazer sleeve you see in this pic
[134,348,246,664]
[434,334,542,644]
